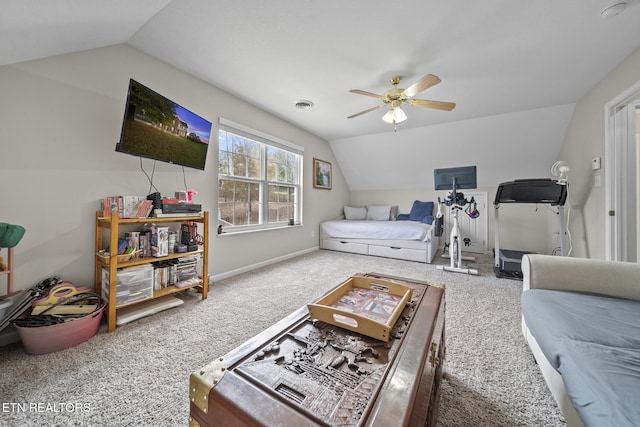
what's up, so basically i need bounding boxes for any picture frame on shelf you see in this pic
[313,158,332,190]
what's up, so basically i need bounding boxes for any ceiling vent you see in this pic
[601,2,627,18]
[295,100,314,110]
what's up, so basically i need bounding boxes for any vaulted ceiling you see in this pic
[2,0,640,189]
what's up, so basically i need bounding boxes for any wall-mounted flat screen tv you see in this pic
[116,79,212,170]
[434,165,477,190]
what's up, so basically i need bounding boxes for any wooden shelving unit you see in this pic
[0,247,17,297]
[95,211,209,332]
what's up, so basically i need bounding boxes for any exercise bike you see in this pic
[436,179,479,275]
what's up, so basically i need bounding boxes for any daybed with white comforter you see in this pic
[320,202,439,263]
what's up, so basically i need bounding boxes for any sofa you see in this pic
[521,254,640,427]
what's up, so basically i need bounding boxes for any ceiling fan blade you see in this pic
[408,99,456,111]
[347,105,384,119]
[349,89,383,99]
[403,74,441,98]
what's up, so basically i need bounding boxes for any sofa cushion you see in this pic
[560,341,640,427]
[522,289,640,427]
[522,290,640,362]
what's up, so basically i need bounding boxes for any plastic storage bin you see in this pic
[102,264,154,307]
[15,306,104,354]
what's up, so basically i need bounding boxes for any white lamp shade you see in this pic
[382,107,407,124]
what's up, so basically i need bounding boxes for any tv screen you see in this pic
[434,166,477,190]
[116,79,212,170]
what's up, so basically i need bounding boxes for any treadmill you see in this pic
[494,179,567,279]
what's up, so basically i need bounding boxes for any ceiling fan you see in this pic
[347,73,456,129]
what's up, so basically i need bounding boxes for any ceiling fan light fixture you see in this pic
[382,106,407,124]
[348,73,454,128]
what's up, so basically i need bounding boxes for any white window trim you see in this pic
[218,118,304,235]
[219,118,304,154]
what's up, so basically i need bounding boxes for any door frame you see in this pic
[604,79,640,261]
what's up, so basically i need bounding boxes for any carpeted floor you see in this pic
[0,249,565,426]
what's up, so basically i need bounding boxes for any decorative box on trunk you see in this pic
[307,275,413,342]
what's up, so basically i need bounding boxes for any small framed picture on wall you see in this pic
[313,158,332,190]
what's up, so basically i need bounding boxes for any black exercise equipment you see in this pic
[494,179,567,279]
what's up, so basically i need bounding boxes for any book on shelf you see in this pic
[100,196,154,219]
[102,197,121,218]
[151,258,200,290]
[134,200,154,218]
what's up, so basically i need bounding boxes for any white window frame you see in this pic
[218,118,303,234]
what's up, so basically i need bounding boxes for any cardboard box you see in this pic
[150,226,169,257]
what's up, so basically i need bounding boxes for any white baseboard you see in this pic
[210,246,319,282]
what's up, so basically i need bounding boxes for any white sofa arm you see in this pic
[522,254,640,301]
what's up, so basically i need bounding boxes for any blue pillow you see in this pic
[421,215,434,225]
[408,201,434,222]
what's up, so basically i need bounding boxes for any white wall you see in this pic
[330,105,575,191]
[346,47,640,260]
[336,106,574,257]
[0,45,349,291]
[558,46,640,259]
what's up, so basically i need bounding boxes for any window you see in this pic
[218,119,303,233]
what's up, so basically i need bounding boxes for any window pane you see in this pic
[268,184,295,223]
[268,184,278,203]
[218,179,261,226]
[278,164,287,182]
[249,182,260,224]
[218,179,234,226]
[218,131,230,152]
[248,157,261,179]
[267,146,298,184]
[231,153,246,177]
[266,146,277,181]
[218,151,230,175]
[221,134,260,179]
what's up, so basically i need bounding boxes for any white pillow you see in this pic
[366,205,391,221]
[344,206,367,220]
[390,205,399,220]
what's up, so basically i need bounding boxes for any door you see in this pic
[606,85,640,262]
[443,192,488,254]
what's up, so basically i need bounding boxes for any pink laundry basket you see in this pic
[15,306,104,355]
